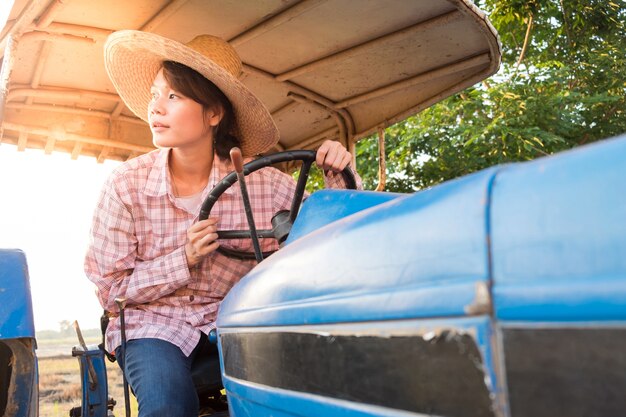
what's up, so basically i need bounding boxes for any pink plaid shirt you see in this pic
[85,148,360,356]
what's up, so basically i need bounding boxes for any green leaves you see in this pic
[354,0,626,192]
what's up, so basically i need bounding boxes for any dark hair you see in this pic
[161,60,240,160]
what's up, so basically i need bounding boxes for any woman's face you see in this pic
[148,69,221,149]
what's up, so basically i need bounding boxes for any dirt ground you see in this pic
[37,343,138,417]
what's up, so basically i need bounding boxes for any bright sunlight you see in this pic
[0,144,119,331]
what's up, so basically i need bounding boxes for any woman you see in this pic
[85,30,360,416]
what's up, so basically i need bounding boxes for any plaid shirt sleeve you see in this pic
[85,171,192,312]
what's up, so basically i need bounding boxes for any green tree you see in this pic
[59,320,74,337]
[356,0,626,192]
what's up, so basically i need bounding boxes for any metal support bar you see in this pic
[30,41,52,89]
[141,0,190,32]
[17,131,28,151]
[71,142,83,159]
[97,147,111,164]
[243,63,355,135]
[25,40,52,105]
[8,85,120,102]
[229,0,328,47]
[111,101,126,118]
[336,53,491,109]
[6,102,145,125]
[269,100,300,118]
[288,92,348,148]
[353,66,495,142]
[375,127,386,191]
[36,0,67,28]
[2,122,154,153]
[44,137,56,154]
[20,30,97,45]
[0,0,48,58]
[0,35,19,127]
[36,22,113,40]
[276,10,462,82]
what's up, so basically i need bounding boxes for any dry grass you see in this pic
[38,355,138,417]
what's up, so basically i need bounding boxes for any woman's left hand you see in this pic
[316,140,352,173]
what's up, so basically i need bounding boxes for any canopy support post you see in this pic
[0,34,19,129]
[375,127,386,191]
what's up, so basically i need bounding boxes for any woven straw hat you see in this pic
[104,30,279,156]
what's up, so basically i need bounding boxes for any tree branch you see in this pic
[516,13,534,67]
[559,0,574,49]
[559,0,576,89]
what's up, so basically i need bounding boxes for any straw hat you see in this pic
[104,30,279,156]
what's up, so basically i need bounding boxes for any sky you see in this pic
[0,144,120,331]
[0,2,11,29]
[0,0,122,331]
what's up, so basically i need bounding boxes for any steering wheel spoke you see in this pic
[216,229,275,239]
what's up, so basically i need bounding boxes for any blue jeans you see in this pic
[116,335,214,417]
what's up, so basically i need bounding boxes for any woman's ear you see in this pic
[206,106,224,127]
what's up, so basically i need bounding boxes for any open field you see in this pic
[37,337,138,417]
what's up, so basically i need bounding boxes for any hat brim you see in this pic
[104,30,279,156]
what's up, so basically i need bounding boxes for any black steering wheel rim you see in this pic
[198,150,357,260]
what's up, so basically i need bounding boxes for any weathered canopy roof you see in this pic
[0,0,500,162]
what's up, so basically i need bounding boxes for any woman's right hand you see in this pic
[185,217,220,268]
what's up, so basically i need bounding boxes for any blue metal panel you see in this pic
[224,380,415,417]
[219,316,499,417]
[74,346,110,417]
[0,249,36,339]
[218,168,498,328]
[491,134,626,321]
[286,190,403,244]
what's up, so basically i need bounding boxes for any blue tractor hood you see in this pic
[217,166,499,328]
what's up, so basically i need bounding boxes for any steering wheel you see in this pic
[198,150,357,261]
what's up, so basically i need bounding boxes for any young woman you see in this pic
[85,30,361,416]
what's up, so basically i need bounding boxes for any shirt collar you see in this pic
[144,148,170,197]
[144,149,237,199]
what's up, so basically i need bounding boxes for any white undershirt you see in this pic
[174,191,204,214]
